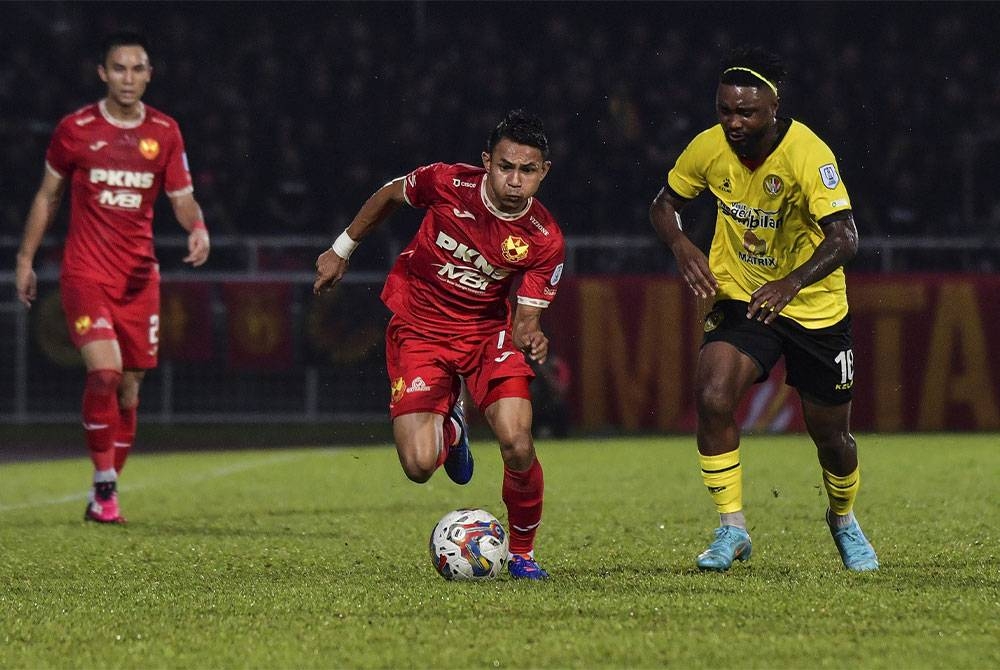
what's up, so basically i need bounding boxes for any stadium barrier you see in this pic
[2,236,999,431]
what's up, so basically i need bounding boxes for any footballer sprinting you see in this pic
[314,110,565,579]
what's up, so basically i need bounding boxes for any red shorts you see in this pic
[60,276,160,369]
[385,317,534,419]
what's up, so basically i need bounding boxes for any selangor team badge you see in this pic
[501,236,529,263]
[74,315,93,335]
[139,138,160,160]
[390,377,406,404]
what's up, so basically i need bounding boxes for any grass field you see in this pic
[1,434,998,669]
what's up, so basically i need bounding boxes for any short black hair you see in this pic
[99,31,149,65]
[487,109,549,159]
[719,45,786,93]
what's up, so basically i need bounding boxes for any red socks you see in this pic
[436,415,459,468]
[503,457,544,555]
[114,404,137,473]
[82,369,122,472]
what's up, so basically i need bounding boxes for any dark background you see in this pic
[3,1,997,255]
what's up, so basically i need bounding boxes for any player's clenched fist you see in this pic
[313,247,348,294]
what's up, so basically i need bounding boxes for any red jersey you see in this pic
[45,100,193,295]
[381,162,565,336]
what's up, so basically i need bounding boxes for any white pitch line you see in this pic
[0,452,310,513]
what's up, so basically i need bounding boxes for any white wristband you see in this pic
[331,230,359,260]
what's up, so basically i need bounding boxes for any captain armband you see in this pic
[331,229,359,260]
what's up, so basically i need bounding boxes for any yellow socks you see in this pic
[823,467,860,517]
[699,449,743,514]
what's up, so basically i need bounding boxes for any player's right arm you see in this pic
[16,169,66,308]
[650,186,717,299]
[313,177,406,294]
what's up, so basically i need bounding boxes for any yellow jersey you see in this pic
[667,120,852,328]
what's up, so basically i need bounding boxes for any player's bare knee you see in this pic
[397,451,436,483]
[499,434,534,471]
[696,384,738,419]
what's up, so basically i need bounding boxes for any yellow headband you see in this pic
[723,67,779,96]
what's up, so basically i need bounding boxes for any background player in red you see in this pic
[15,32,210,524]
[313,110,565,580]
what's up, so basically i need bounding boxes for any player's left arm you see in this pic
[512,303,549,364]
[747,212,858,324]
[169,192,210,267]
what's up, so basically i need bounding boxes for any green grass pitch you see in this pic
[1,434,998,669]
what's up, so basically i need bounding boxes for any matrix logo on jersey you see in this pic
[720,201,783,231]
[434,231,510,291]
[90,168,155,210]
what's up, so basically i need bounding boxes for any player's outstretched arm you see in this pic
[313,177,406,294]
[650,186,717,299]
[16,170,66,308]
[170,193,210,267]
[513,304,548,364]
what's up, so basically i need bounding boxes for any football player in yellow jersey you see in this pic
[649,46,879,572]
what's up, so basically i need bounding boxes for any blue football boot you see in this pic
[508,553,550,580]
[696,525,752,571]
[443,395,474,485]
[828,512,879,572]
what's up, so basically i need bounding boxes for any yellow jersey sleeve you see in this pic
[666,128,716,200]
[794,135,852,222]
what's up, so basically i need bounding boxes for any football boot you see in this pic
[696,525,752,571]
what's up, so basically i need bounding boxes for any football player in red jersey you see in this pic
[15,32,210,524]
[314,110,565,579]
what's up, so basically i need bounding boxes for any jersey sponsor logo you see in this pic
[738,251,778,268]
[406,376,432,394]
[75,115,96,126]
[434,231,509,290]
[494,351,517,363]
[390,377,406,404]
[831,198,849,208]
[819,163,840,189]
[90,168,155,189]
[742,230,767,256]
[529,215,549,236]
[139,138,160,160]
[452,208,476,220]
[98,190,143,209]
[721,201,782,231]
[89,140,109,152]
[763,174,783,196]
[451,178,477,188]
[719,177,733,193]
[501,235,529,263]
[550,263,563,286]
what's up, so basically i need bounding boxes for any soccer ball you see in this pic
[429,508,509,580]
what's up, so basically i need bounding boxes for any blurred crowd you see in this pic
[2,2,998,249]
